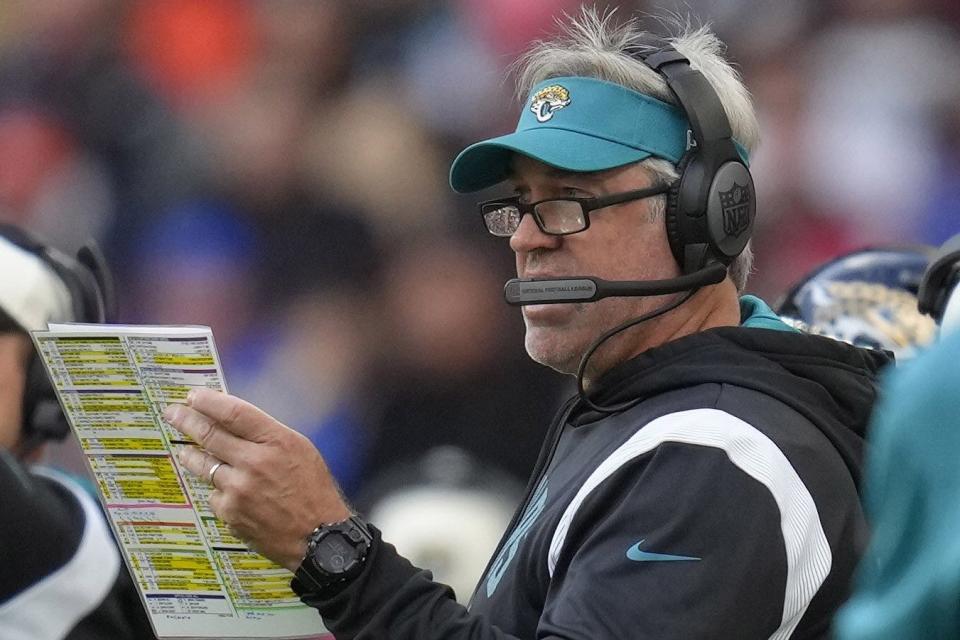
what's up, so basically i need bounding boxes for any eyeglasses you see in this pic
[479,183,671,237]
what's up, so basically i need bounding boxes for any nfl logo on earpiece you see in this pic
[720,183,751,237]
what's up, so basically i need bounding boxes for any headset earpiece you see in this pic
[20,352,70,452]
[0,224,114,454]
[703,159,755,261]
[627,45,755,274]
[663,151,690,269]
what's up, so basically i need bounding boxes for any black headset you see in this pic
[0,224,116,454]
[625,43,756,276]
[918,233,960,324]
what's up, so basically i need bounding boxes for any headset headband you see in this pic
[0,223,114,326]
[625,43,755,274]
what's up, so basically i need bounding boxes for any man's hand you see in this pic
[163,389,351,572]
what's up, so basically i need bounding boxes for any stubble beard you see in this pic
[522,298,645,378]
[524,329,580,376]
[522,303,587,376]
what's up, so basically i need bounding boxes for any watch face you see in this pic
[296,518,372,593]
[318,533,359,574]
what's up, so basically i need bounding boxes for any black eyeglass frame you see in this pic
[478,183,673,237]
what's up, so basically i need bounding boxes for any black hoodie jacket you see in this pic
[297,321,890,640]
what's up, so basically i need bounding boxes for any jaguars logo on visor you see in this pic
[530,85,571,123]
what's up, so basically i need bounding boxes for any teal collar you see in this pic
[740,295,797,332]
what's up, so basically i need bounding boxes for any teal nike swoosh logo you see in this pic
[626,540,700,562]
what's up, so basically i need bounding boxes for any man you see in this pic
[0,224,152,639]
[834,233,960,639]
[167,11,888,639]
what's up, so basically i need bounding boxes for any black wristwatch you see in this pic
[294,515,373,594]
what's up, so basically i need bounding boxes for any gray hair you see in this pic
[514,8,759,291]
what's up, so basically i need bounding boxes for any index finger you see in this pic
[186,388,279,443]
[164,403,249,464]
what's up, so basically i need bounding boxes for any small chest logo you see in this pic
[626,539,700,562]
[720,182,752,237]
[530,85,571,122]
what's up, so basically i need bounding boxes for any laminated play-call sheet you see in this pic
[31,323,329,640]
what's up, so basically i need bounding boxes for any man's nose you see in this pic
[509,213,561,254]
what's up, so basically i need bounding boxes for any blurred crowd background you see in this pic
[2,0,959,593]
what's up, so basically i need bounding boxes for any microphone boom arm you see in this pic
[504,262,727,306]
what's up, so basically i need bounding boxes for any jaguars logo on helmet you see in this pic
[777,246,938,361]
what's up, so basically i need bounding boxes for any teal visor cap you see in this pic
[449,76,748,193]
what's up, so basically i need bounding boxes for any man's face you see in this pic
[507,155,681,378]
[0,332,31,451]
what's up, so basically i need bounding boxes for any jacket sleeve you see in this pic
[295,526,529,640]
[537,440,805,639]
[0,451,151,640]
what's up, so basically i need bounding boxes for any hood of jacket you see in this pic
[570,296,893,489]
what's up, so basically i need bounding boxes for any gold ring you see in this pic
[208,461,224,486]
